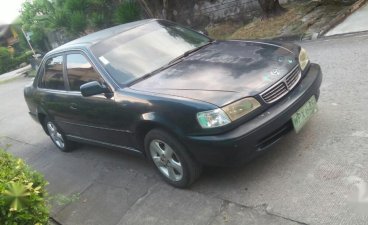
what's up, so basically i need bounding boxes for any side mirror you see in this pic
[80,81,110,97]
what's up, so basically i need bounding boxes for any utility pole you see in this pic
[21,27,36,56]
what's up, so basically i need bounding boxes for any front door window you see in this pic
[66,54,103,91]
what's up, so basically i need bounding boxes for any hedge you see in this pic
[0,149,49,225]
[0,48,33,74]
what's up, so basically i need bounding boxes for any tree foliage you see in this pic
[114,0,141,24]
[0,48,33,74]
[20,0,142,51]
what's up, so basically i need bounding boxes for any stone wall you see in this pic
[143,0,263,28]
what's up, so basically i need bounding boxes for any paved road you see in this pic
[326,3,368,36]
[1,34,368,225]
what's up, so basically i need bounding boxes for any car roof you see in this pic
[46,19,156,56]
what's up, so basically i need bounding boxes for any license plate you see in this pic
[291,96,317,133]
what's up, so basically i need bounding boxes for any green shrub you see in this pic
[114,0,141,24]
[69,10,88,34]
[0,47,13,74]
[15,51,33,65]
[0,48,33,74]
[0,149,49,225]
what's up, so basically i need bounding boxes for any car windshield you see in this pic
[90,21,211,85]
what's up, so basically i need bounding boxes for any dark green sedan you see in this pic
[24,19,322,187]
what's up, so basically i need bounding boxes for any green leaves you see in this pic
[114,0,141,24]
[0,149,49,225]
[69,11,88,34]
[3,182,31,211]
[20,0,142,45]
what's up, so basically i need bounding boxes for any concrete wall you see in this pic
[194,0,261,22]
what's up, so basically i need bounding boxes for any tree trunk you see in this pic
[162,0,169,19]
[137,0,154,18]
[257,0,287,19]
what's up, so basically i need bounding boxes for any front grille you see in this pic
[286,68,300,88]
[261,82,288,103]
[261,67,301,103]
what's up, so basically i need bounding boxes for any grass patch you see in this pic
[0,76,19,85]
[230,2,315,39]
[27,69,37,77]
[207,21,245,40]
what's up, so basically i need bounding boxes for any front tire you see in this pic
[144,129,202,188]
[44,117,74,152]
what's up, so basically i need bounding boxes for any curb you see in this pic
[266,34,304,42]
[318,0,368,37]
[0,65,32,83]
[263,0,368,42]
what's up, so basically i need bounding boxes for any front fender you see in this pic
[135,112,185,138]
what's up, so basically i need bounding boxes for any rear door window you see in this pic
[41,56,65,90]
[66,54,103,91]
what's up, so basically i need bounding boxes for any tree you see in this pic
[114,0,141,24]
[257,0,287,19]
[21,0,142,37]
[20,0,142,52]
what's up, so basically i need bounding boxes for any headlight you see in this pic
[197,109,231,129]
[196,97,261,129]
[222,97,261,121]
[299,48,309,71]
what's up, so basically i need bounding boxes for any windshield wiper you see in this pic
[128,41,214,86]
[168,41,214,65]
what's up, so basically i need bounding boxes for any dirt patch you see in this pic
[206,21,245,40]
[207,1,349,40]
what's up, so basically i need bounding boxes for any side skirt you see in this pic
[66,135,144,157]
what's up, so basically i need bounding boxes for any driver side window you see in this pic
[66,54,103,92]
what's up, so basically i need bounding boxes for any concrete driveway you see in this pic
[1,33,368,225]
[326,2,368,36]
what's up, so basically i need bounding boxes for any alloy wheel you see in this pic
[46,121,65,149]
[149,139,183,181]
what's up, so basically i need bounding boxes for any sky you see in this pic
[0,0,25,25]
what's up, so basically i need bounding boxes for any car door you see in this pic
[62,52,135,148]
[37,55,73,129]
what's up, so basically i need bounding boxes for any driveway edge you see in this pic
[318,0,368,37]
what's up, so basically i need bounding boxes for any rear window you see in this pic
[40,56,65,90]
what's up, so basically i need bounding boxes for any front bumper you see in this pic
[184,63,323,166]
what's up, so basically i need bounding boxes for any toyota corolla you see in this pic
[24,19,322,187]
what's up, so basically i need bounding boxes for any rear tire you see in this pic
[44,117,75,152]
[144,129,202,188]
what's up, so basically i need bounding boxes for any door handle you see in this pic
[70,103,78,110]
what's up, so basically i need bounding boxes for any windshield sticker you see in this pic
[99,56,109,65]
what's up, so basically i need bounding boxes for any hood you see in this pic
[130,40,299,106]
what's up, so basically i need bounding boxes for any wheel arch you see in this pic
[35,106,51,135]
[37,113,49,135]
[134,112,186,157]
